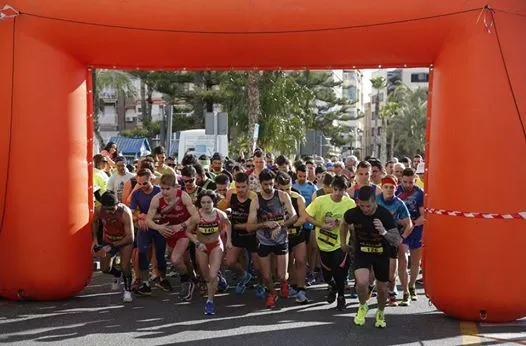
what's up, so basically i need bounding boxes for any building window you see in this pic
[371,128,375,137]
[411,73,429,83]
[346,86,357,102]
[377,127,381,136]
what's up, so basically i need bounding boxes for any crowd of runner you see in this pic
[92,142,426,328]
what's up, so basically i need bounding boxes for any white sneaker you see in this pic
[111,277,122,291]
[123,290,133,303]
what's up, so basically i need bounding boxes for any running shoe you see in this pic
[354,304,369,326]
[336,295,346,311]
[156,278,173,292]
[182,281,196,302]
[416,278,424,285]
[368,285,376,299]
[217,272,229,292]
[123,290,133,303]
[235,272,251,295]
[288,286,299,298]
[326,284,337,304]
[111,276,122,291]
[305,271,315,286]
[266,292,278,309]
[280,281,289,298]
[255,284,266,299]
[131,280,140,293]
[199,281,208,297]
[375,309,387,328]
[409,286,418,301]
[295,290,309,304]
[136,282,152,296]
[204,300,215,315]
[399,293,410,306]
[388,292,398,307]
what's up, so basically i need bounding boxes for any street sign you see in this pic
[217,112,228,135]
[254,123,260,140]
[205,112,215,135]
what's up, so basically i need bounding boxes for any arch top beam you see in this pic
[3,0,524,69]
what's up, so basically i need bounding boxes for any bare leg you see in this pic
[354,268,370,305]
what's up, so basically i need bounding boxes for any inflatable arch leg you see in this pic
[426,11,526,322]
[0,18,92,300]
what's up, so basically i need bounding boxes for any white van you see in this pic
[177,129,228,163]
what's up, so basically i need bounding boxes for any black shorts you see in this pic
[232,233,259,253]
[389,246,398,259]
[319,248,351,273]
[354,252,390,282]
[288,230,306,251]
[258,243,288,257]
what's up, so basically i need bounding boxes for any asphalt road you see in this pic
[0,272,524,345]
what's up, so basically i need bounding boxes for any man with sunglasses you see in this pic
[153,146,176,177]
[129,168,171,295]
[181,165,203,204]
[93,191,135,302]
[376,175,412,306]
[396,167,425,303]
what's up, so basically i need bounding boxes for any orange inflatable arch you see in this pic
[1,0,525,322]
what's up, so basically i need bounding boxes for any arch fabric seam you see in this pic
[491,10,526,144]
[0,17,16,233]
[17,8,482,34]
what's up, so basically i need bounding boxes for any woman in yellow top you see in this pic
[186,190,232,315]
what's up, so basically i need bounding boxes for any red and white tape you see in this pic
[425,208,526,220]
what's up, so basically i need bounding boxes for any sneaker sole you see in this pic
[135,291,152,296]
[354,320,366,326]
[375,323,386,328]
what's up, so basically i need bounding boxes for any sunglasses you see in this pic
[138,181,150,186]
[183,178,195,184]
[167,163,176,167]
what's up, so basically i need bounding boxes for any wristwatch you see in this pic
[195,241,201,248]
[379,229,387,236]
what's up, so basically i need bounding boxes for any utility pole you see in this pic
[165,104,173,156]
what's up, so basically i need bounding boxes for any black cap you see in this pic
[100,191,119,207]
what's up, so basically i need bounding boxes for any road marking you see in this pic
[460,321,481,345]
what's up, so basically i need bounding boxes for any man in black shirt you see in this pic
[340,186,399,328]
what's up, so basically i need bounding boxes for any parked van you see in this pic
[177,129,228,163]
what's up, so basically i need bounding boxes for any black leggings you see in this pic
[319,248,351,297]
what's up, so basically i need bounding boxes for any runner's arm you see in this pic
[246,198,265,232]
[413,206,425,227]
[399,217,413,239]
[218,209,232,245]
[339,218,350,252]
[146,196,169,232]
[294,195,307,228]
[92,207,101,245]
[113,206,135,247]
[279,191,298,228]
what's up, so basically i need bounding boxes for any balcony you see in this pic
[100,91,117,104]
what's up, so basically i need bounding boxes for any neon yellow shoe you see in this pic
[375,309,387,328]
[354,304,368,326]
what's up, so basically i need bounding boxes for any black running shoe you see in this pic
[336,295,346,311]
[136,283,152,296]
[157,278,173,292]
[326,284,337,304]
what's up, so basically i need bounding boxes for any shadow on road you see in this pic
[0,273,462,345]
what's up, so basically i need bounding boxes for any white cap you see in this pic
[416,162,425,174]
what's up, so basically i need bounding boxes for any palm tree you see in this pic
[93,69,135,148]
[370,76,387,161]
[390,87,427,156]
[379,101,400,159]
[247,70,261,152]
